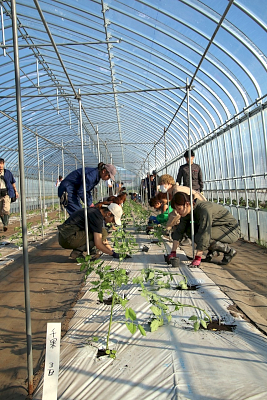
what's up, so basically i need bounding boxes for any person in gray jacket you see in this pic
[167,192,240,266]
[176,150,203,192]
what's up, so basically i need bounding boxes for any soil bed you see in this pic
[204,321,237,332]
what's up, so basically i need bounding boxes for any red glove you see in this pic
[190,255,202,267]
[166,251,176,263]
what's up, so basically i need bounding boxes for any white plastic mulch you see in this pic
[33,234,267,400]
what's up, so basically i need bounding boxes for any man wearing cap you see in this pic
[58,162,116,215]
[0,158,19,232]
[176,150,203,193]
[57,202,123,259]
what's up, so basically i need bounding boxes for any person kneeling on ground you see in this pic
[167,192,240,266]
[57,203,123,259]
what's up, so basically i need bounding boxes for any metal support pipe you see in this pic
[164,127,167,174]
[58,164,60,219]
[69,106,71,129]
[238,121,250,240]
[96,125,103,201]
[36,135,44,238]
[52,171,54,210]
[36,58,39,93]
[18,168,22,226]
[11,0,33,393]
[1,85,187,98]
[1,39,121,48]
[148,157,152,200]
[186,78,195,258]
[62,140,67,220]
[42,156,47,224]
[222,128,231,206]
[260,106,267,169]
[247,116,261,242]
[154,143,158,190]
[1,5,6,56]
[229,127,241,226]
[78,89,90,256]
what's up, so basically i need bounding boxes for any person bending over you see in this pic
[167,192,240,266]
[58,162,116,215]
[158,174,206,232]
[148,194,173,225]
[57,202,123,259]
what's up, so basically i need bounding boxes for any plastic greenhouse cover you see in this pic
[33,236,267,400]
[1,0,267,174]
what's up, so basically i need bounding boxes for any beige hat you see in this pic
[108,203,123,225]
[105,164,116,181]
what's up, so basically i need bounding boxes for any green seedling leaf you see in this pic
[99,291,104,302]
[167,314,172,323]
[89,288,98,292]
[150,305,162,316]
[126,322,137,334]
[148,271,155,280]
[105,349,110,354]
[120,298,128,307]
[200,319,207,329]
[194,321,200,331]
[92,337,99,342]
[138,324,146,336]
[180,283,188,290]
[127,307,136,321]
[150,319,160,332]
[111,350,117,354]
[85,255,91,262]
[189,315,198,321]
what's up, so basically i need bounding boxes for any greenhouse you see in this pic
[0,0,267,399]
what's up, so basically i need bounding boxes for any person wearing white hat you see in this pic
[58,162,117,215]
[57,202,123,259]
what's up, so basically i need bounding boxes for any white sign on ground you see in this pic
[42,322,61,400]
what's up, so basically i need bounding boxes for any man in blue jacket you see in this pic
[0,158,19,232]
[58,162,116,215]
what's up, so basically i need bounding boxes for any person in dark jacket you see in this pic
[0,158,19,232]
[58,162,116,215]
[176,150,203,192]
[167,192,240,266]
[58,202,123,259]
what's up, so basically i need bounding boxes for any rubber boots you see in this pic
[208,241,237,265]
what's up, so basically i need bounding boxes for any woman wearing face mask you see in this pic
[158,174,206,235]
